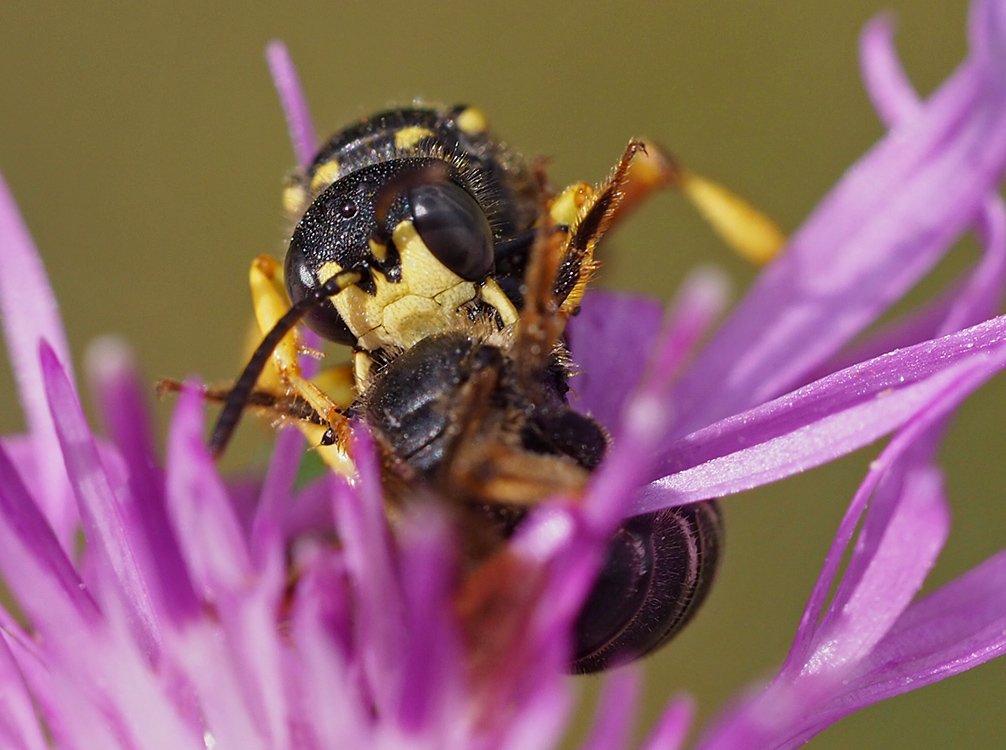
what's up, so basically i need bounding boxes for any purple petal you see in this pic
[165,385,253,601]
[266,41,318,170]
[0,174,77,545]
[637,315,1006,511]
[288,549,364,747]
[568,271,728,433]
[583,273,729,532]
[163,621,268,750]
[331,429,405,716]
[860,15,920,123]
[0,441,97,631]
[578,668,640,750]
[41,342,160,657]
[639,695,694,750]
[782,549,1006,744]
[394,508,462,737]
[800,460,948,676]
[250,427,302,567]
[812,14,1006,381]
[499,671,571,750]
[567,290,665,430]
[669,12,1006,436]
[843,548,1006,702]
[0,634,48,750]
[861,12,1006,335]
[85,338,199,621]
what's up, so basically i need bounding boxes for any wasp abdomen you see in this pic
[571,502,723,674]
[363,334,504,474]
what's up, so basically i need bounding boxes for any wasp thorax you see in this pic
[285,158,518,353]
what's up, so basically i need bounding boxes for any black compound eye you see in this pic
[408,182,494,281]
[570,502,723,674]
[339,198,359,219]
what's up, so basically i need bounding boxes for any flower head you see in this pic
[0,2,1005,748]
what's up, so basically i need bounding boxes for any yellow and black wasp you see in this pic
[191,105,780,673]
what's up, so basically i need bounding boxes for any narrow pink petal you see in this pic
[499,673,571,750]
[165,385,253,601]
[331,430,405,716]
[394,508,462,737]
[217,585,293,749]
[0,441,97,630]
[776,550,1006,745]
[289,550,365,748]
[9,634,125,750]
[165,621,267,750]
[582,272,729,533]
[639,694,695,750]
[800,462,948,676]
[567,290,665,430]
[41,343,160,657]
[568,271,728,433]
[638,315,1006,511]
[0,174,77,545]
[670,17,1006,436]
[284,475,339,539]
[266,41,318,170]
[578,668,640,750]
[85,338,199,620]
[861,11,1006,335]
[860,15,920,123]
[0,634,48,750]
[815,14,1006,384]
[250,427,302,567]
[844,548,1006,700]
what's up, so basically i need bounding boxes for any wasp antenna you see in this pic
[208,269,361,457]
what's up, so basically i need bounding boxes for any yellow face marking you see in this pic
[310,160,341,192]
[317,220,517,352]
[368,238,388,262]
[394,126,435,150]
[456,107,489,135]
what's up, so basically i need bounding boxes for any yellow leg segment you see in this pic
[249,255,356,476]
[549,140,787,308]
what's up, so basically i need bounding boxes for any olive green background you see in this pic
[1,2,1003,747]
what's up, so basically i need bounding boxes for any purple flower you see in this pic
[0,2,1005,748]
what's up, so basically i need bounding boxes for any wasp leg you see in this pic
[157,377,324,425]
[206,255,357,474]
[550,140,786,314]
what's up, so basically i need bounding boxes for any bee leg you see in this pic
[550,140,787,315]
[156,377,324,425]
[243,255,356,474]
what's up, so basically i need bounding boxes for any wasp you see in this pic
[199,105,737,674]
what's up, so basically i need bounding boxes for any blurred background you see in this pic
[1,1,1002,747]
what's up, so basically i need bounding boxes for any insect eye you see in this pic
[408,182,494,281]
[339,199,358,219]
[570,503,723,674]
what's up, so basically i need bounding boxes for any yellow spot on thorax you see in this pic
[394,126,435,150]
[310,160,341,192]
[456,107,489,135]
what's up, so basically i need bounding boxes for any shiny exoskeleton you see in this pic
[217,106,723,673]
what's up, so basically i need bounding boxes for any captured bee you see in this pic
[205,105,722,674]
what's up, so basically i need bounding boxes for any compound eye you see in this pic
[408,182,494,281]
[284,237,357,347]
[570,502,723,674]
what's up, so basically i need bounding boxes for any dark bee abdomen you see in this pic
[571,501,723,674]
[363,334,503,474]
